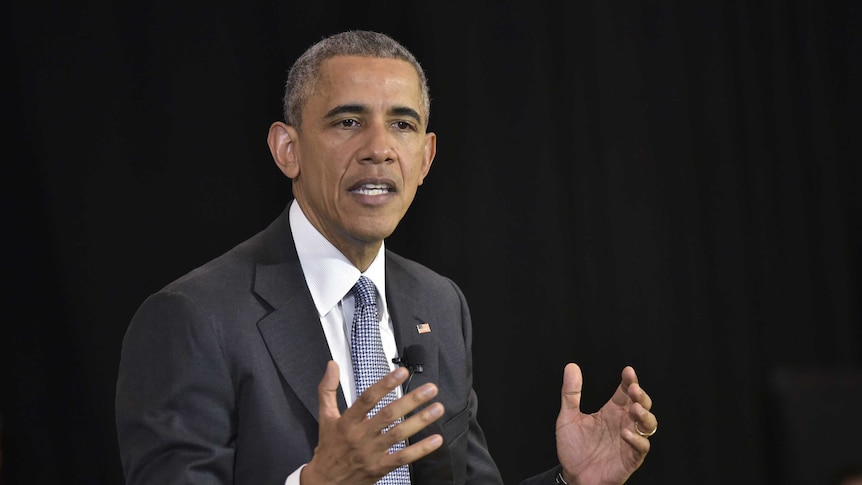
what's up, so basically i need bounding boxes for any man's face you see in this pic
[283,55,436,259]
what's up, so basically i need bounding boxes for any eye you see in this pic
[338,119,360,128]
[393,121,415,131]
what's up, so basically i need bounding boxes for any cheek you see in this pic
[401,143,430,177]
[400,161,424,186]
[303,146,348,184]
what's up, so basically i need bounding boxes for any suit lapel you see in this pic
[253,212,347,422]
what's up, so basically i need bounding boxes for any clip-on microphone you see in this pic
[392,344,425,391]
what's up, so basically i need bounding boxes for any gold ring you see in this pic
[635,422,657,438]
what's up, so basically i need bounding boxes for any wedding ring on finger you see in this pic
[635,422,657,438]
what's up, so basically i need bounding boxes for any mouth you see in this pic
[349,183,395,196]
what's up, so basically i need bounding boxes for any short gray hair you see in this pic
[283,31,430,129]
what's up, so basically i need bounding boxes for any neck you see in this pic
[339,241,382,272]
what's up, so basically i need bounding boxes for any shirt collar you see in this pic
[289,200,387,317]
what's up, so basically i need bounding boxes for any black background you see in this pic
[3,2,861,484]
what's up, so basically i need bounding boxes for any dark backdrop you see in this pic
[3,2,860,484]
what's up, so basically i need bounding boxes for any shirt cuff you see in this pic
[284,464,306,485]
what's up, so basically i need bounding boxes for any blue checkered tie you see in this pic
[350,276,410,484]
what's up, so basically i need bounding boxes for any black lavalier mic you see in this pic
[392,344,425,374]
[392,344,426,391]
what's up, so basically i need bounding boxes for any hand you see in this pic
[555,364,657,485]
[301,361,445,485]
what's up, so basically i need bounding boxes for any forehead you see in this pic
[310,56,424,109]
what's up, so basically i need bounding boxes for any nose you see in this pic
[359,122,395,164]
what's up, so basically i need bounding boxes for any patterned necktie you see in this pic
[350,276,411,484]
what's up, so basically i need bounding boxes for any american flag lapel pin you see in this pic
[416,323,431,334]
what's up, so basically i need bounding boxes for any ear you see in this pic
[417,131,437,185]
[267,121,300,179]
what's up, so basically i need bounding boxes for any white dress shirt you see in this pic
[285,200,402,485]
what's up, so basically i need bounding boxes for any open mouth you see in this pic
[350,183,394,196]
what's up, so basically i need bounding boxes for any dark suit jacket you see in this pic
[116,203,558,484]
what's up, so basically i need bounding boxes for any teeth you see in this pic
[353,184,391,195]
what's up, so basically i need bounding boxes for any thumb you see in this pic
[561,363,583,411]
[317,360,342,422]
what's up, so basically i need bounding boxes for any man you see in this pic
[116,30,658,485]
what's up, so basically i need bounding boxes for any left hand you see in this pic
[555,364,657,485]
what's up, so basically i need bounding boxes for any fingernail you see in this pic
[421,384,436,397]
[428,404,443,417]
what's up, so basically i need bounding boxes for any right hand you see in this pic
[301,360,445,485]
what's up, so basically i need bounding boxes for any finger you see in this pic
[621,425,652,455]
[560,363,583,411]
[376,389,444,445]
[626,382,653,411]
[344,367,410,422]
[317,360,342,422]
[378,404,445,455]
[382,434,444,471]
[618,366,654,411]
[611,365,639,407]
[371,383,443,436]
[629,402,658,437]
[367,385,444,466]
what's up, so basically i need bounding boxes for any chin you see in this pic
[350,211,402,237]
[352,222,398,243]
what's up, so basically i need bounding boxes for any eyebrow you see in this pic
[323,104,367,119]
[323,104,424,125]
[390,106,423,125]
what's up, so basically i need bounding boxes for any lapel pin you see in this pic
[416,323,431,334]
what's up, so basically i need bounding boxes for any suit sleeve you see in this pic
[116,289,236,484]
[519,466,563,485]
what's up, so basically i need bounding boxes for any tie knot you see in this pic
[352,276,377,309]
